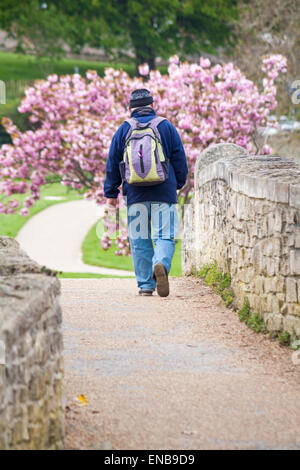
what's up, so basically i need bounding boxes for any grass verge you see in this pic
[0,183,83,238]
[82,222,182,276]
[238,298,267,334]
[196,261,234,307]
[195,261,299,349]
[0,53,136,144]
[238,298,297,347]
[0,51,168,144]
[0,52,138,82]
[57,272,134,279]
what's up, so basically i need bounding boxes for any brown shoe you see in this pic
[153,262,169,297]
[139,289,154,296]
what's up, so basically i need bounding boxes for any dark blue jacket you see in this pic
[104,108,188,206]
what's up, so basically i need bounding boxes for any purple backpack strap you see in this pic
[148,116,167,140]
[124,117,138,140]
[124,116,167,140]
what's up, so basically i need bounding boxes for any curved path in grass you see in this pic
[16,199,134,276]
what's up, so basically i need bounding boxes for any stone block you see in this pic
[290,185,300,209]
[254,277,264,294]
[295,231,300,249]
[276,277,285,293]
[274,209,283,233]
[264,277,277,293]
[191,144,300,339]
[236,196,247,221]
[287,234,295,247]
[283,316,300,336]
[280,303,288,315]
[266,314,283,331]
[272,295,280,314]
[0,237,64,450]
[287,303,300,317]
[262,238,281,257]
[274,182,289,204]
[290,250,300,275]
[266,257,275,276]
[252,245,263,270]
[286,278,298,303]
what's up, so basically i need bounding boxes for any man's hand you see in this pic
[106,198,118,207]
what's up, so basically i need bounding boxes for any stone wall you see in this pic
[183,143,300,337]
[0,237,64,449]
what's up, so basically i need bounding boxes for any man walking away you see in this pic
[104,89,188,297]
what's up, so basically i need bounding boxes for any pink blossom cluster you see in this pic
[101,233,112,251]
[101,204,131,256]
[115,228,131,256]
[0,54,287,254]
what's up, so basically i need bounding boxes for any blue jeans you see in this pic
[128,202,179,291]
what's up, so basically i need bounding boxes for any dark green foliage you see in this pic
[198,261,234,307]
[0,52,141,147]
[269,331,279,340]
[0,124,11,146]
[0,0,239,69]
[238,298,251,322]
[0,1,72,68]
[246,312,267,334]
[196,264,296,347]
[238,298,267,333]
[277,331,291,346]
[268,330,293,347]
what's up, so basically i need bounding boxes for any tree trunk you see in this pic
[134,47,156,76]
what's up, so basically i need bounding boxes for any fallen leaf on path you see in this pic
[75,394,88,406]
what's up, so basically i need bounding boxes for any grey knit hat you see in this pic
[129,88,153,108]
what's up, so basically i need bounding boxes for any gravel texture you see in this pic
[61,277,300,450]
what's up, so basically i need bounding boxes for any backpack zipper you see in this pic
[138,144,145,173]
[126,134,156,144]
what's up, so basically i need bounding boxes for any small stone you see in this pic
[280,303,288,315]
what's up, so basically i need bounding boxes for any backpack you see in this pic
[119,116,169,186]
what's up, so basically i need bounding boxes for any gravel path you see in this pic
[61,277,300,450]
[16,200,133,276]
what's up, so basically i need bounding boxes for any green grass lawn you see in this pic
[58,272,134,279]
[0,51,168,86]
[0,51,137,83]
[0,181,181,277]
[0,51,168,143]
[0,183,83,238]
[0,51,179,278]
[82,222,182,276]
[0,52,138,133]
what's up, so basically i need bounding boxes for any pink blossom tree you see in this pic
[0,55,287,252]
